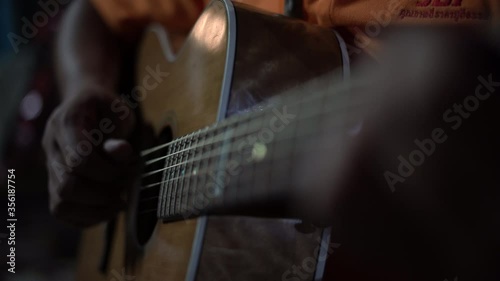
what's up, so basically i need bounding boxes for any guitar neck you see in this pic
[142,76,368,221]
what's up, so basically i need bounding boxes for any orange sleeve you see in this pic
[89,0,208,37]
[89,0,496,59]
[89,0,285,39]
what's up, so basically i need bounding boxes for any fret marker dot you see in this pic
[251,143,267,162]
[192,169,198,176]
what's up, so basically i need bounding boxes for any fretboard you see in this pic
[140,75,370,221]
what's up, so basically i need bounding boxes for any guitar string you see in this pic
[140,95,368,180]
[141,104,368,215]
[171,134,185,215]
[161,138,175,218]
[180,128,200,215]
[137,116,360,198]
[136,99,369,209]
[137,78,353,214]
[137,121,351,216]
[136,83,371,215]
[142,113,256,165]
[138,122,365,217]
[138,140,293,216]
[139,109,362,191]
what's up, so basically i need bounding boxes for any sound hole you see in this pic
[135,126,173,245]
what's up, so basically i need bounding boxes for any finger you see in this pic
[57,127,135,182]
[57,100,137,181]
[103,139,136,164]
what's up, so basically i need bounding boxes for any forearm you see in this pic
[55,0,133,98]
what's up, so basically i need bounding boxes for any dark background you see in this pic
[0,0,79,280]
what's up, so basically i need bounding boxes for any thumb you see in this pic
[103,139,135,164]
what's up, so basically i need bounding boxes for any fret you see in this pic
[168,142,180,217]
[221,117,244,208]
[180,133,198,215]
[230,114,249,140]
[250,109,274,203]
[224,117,247,206]
[232,112,267,205]
[257,107,280,200]
[244,111,267,139]
[206,128,218,212]
[212,126,234,209]
[201,126,220,212]
[173,143,183,211]
[168,140,181,215]
[187,130,205,217]
[174,136,190,214]
[251,109,274,203]
[212,125,229,150]
[161,142,175,217]
[225,131,242,205]
[190,128,211,217]
[210,125,228,209]
[170,140,181,216]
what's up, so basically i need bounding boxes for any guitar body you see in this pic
[76,1,347,280]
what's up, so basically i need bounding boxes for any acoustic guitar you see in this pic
[76,1,352,280]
